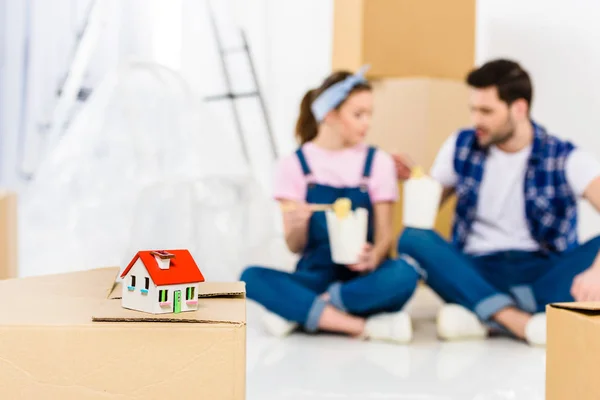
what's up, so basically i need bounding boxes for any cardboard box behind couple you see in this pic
[367,78,471,240]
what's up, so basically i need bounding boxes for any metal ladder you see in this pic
[204,0,278,164]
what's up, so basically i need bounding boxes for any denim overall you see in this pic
[242,146,419,331]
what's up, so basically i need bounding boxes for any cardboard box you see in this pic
[332,0,476,79]
[546,302,600,400]
[0,267,246,399]
[368,77,472,240]
[0,190,17,279]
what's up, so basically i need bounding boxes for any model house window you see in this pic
[159,290,168,302]
[127,275,137,290]
[139,276,150,295]
[186,287,195,300]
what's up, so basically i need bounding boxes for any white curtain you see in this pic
[0,0,334,277]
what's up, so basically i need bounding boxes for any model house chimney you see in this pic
[151,251,175,270]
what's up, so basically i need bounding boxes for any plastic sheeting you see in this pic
[19,61,292,280]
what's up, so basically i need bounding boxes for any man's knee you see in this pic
[397,227,445,255]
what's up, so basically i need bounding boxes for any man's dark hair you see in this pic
[466,59,532,107]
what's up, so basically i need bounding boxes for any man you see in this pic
[394,59,600,346]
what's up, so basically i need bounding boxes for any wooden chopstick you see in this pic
[280,203,332,212]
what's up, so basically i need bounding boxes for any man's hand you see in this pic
[391,153,414,181]
[571,265,600,302]
[572,176,600,301]
[348,243,377,272]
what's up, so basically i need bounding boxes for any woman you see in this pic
[241,66,420,343]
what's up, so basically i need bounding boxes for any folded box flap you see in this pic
[0,267,121,325]
[198,282,246,298]
[93,296,245,324]
[550,302,600,314]
[108,281,245,300]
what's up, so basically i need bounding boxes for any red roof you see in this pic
[120,250,205,286]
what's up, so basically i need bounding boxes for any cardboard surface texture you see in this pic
[0,267,246,399]
[546,302,600,400]
[368,78,471,240]
[332,0,476,79]
[0,190,17,279]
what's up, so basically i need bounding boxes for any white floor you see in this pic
[244,287,546,400]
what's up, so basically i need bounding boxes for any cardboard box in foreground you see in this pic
[0,267,246,399]
[368,78,471,240]
[0,190,17,279]
[546,302,600,400]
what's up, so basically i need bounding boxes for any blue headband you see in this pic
[310,65,370,122]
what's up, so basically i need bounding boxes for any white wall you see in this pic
[262,0,333,156]
[476,0,600,240]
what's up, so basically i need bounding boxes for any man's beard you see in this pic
[478,117,516,148]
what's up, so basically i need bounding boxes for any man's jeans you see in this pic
[398,228,600,321]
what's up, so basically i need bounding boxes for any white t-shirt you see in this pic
[431,133,600,255]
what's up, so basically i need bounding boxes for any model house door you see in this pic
[174,290,182,314]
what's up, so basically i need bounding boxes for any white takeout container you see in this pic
[326,208,368,265]
[402,176,443,229]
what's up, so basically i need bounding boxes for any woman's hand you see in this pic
[571,264,600,302]
[348,243,377,272]
[281,201,313,253]
[282,202,312,230]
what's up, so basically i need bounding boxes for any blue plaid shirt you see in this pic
[452,121,578,253]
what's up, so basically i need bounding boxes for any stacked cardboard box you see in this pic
[546,302,600,399]
[332,0,476,239]
[332,0,476,80]
[368,78,470,240]
[0,191,17,279]
[0,267,246,399]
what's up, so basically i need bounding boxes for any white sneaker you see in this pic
[524,313,546,347]
[364,311,413,343]
[437,304,488,341]
[262,310,298,338]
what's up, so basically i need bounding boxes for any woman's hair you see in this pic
[295,71,372,144]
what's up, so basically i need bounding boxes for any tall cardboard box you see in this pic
[332,0,476,79]
[0,191,17,279]
[0,267,246,399]
[546,302,600,400]
[368,78,472,239]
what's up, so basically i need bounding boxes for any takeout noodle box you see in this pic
[402,176,443,229]
[326,208,368,264]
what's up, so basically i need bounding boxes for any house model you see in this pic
[120,249,205,314]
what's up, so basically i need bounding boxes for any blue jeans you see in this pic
[240,258,419,332]
[397,228,600,321]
